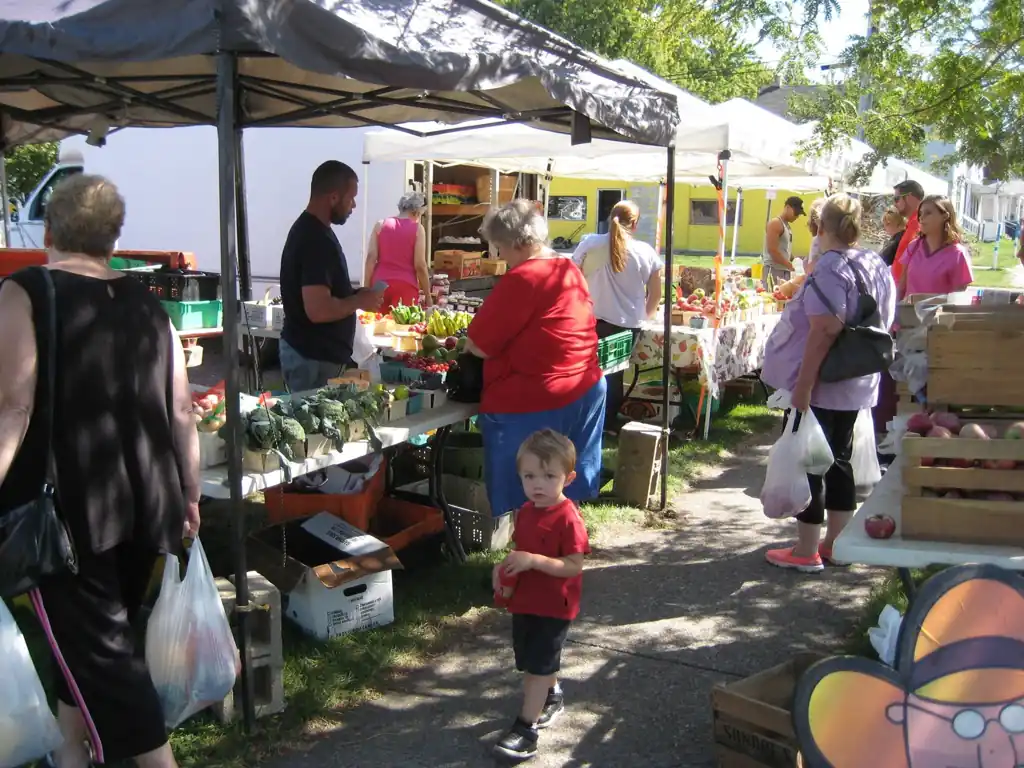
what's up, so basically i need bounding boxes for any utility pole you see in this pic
[857,0,876,141]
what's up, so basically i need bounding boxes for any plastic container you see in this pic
[597,330,634,371]
[161,300,223,331]
[148,269,222,302]
[262,456,387,530]
[371,497,445,552]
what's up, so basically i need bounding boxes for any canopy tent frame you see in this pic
[0,0,684,733]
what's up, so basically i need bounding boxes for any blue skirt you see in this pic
[479,377,607,516]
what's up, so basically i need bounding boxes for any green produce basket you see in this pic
[161,299,223,331]
[597,330,634,371]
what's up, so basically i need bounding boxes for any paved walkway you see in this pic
[266,434,882,767]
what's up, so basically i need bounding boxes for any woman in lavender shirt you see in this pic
[761,194,896,573]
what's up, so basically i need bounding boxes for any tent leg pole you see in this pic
[706,156,729,441]
[730,188,742,265]
[361,161,371,285]
[234,127,252,301]
[660,146,676,512]
[216,50,255,734]
[0,144,10,249]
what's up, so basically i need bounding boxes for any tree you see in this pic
[786,0,1024,183]
[4,142,58,205]
[497,0,779,102]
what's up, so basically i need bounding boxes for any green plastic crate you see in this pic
[597,330,634,370]
[161,299,222,331]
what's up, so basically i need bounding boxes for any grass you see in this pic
[844,566,947,660]
[965,237,1020,289]
[10,395,779,767]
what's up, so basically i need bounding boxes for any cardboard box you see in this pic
[433,250,482,279]
[711,653,822,767]
[247,512,402,641]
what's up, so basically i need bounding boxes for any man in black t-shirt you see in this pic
[279,161,383,392]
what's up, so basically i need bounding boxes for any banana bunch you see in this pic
[427,309,472,337]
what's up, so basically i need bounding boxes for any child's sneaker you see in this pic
[494,718,539,761]
[535,688,565,730]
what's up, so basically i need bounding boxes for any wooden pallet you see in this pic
[927,309,1024,408]
[901,416,1024,547]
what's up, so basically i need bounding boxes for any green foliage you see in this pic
[790,0,1024,182]
[3,142,58,204]
[497,0,778,101]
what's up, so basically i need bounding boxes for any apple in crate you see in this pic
[1005,423,1024,440]
[865,515,896,540]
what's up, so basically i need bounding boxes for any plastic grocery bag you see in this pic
[0,599,62,767]
[145,538,239,728]
[760,416,813,519]
[794,409,835,476]
[868,605,904,667]
[852,408,882,493]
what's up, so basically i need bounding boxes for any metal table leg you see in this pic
[898,567,917,602]
[429,425,467,564]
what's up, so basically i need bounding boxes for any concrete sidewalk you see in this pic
[264,435,882,767]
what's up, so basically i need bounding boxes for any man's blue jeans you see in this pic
[279,338,343,393]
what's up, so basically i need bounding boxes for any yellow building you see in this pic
[546,177,822,260]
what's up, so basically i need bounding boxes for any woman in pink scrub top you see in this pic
[898,195,974,299]
[364,191,433,311]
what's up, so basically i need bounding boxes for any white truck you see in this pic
[7,126,409,296]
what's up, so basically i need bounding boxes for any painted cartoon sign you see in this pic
[794,564,1024,767]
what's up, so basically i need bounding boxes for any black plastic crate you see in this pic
[146,269,222,302]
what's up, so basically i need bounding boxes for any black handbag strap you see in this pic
[807,251,876,328]
[37,267,58,487]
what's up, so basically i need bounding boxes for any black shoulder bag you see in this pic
[807,255,894,383]
[446,352,484,403]
[0,267,78,598]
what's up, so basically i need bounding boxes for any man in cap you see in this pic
[761,195,805,287]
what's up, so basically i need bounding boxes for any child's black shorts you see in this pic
[512,613,572,676]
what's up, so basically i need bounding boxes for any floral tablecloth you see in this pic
[632,314,781,396]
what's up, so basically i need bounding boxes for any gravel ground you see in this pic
[262,433,883,768]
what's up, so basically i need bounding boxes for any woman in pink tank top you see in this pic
[364,191,432,311]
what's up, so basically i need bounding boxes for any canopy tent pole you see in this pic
[361,161,371,284]
[729,188,743,265]
[659,145,676,511]
[0,147,10,248]
[424,161,434,267]
[704,151,730,440]
[215,50,256,733]
[234,128,252,301]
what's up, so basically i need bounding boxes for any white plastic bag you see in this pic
[0,599,63,767]
[852,409,882,493]
[760,416,813,519]
[145,538,239,728]
[868,605,904,667]
[794,409,835,476]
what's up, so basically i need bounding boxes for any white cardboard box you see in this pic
[247,512,401,641]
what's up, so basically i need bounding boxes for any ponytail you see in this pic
[607,200,640,274]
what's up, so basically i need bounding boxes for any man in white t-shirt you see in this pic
[572,200,664,430]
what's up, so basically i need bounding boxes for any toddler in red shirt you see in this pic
[491,429,591,762]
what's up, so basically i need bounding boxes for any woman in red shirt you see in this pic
[465,200,607,516]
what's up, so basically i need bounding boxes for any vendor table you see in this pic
[834,463,1024,596]
[627,313,779,430]
[202,400,479,562]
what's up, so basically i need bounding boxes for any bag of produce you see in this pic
[145,538,239,728]
[852,408,882,493]
[793,409,835,476]
[760,415,813,519]
[0,599,62,767]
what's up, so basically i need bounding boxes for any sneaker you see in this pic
[765,547,824,573]
[818,543,849,567]
[535,689,565,730]
[494,718,539,761]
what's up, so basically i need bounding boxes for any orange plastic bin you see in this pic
[371,497,446,552]
[262,457,387,530]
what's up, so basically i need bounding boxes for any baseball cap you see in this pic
[785,196,806,216]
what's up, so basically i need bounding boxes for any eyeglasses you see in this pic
[894,193,908,202]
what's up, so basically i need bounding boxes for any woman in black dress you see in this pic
[0,174,200,768]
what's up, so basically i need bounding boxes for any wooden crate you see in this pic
[927,315,1024,407]
[479,258,507,276]
[433,250,482,279]
[901,419,1024,547]
[711,653,822,768]
[896,293,949,327]
[894,382,924,415]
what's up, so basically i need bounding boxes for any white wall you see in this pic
[62,126,407,295]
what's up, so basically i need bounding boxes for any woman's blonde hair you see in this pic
[608,200,639,274]
[807,197,827,236]
[819,193,862,246]
[917,195,964,245]
[882,206,906,231]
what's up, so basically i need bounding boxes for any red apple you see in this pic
[906,412,934,436]
[1006,422,1024,440]
[959,423,989,440]
[983,459,1017,470]
[933,412,962,433]
[943,490,964,499]
[981,424,999,438]
[927,426,953,439]
[865,515,896,540]
[920,456,935,467]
